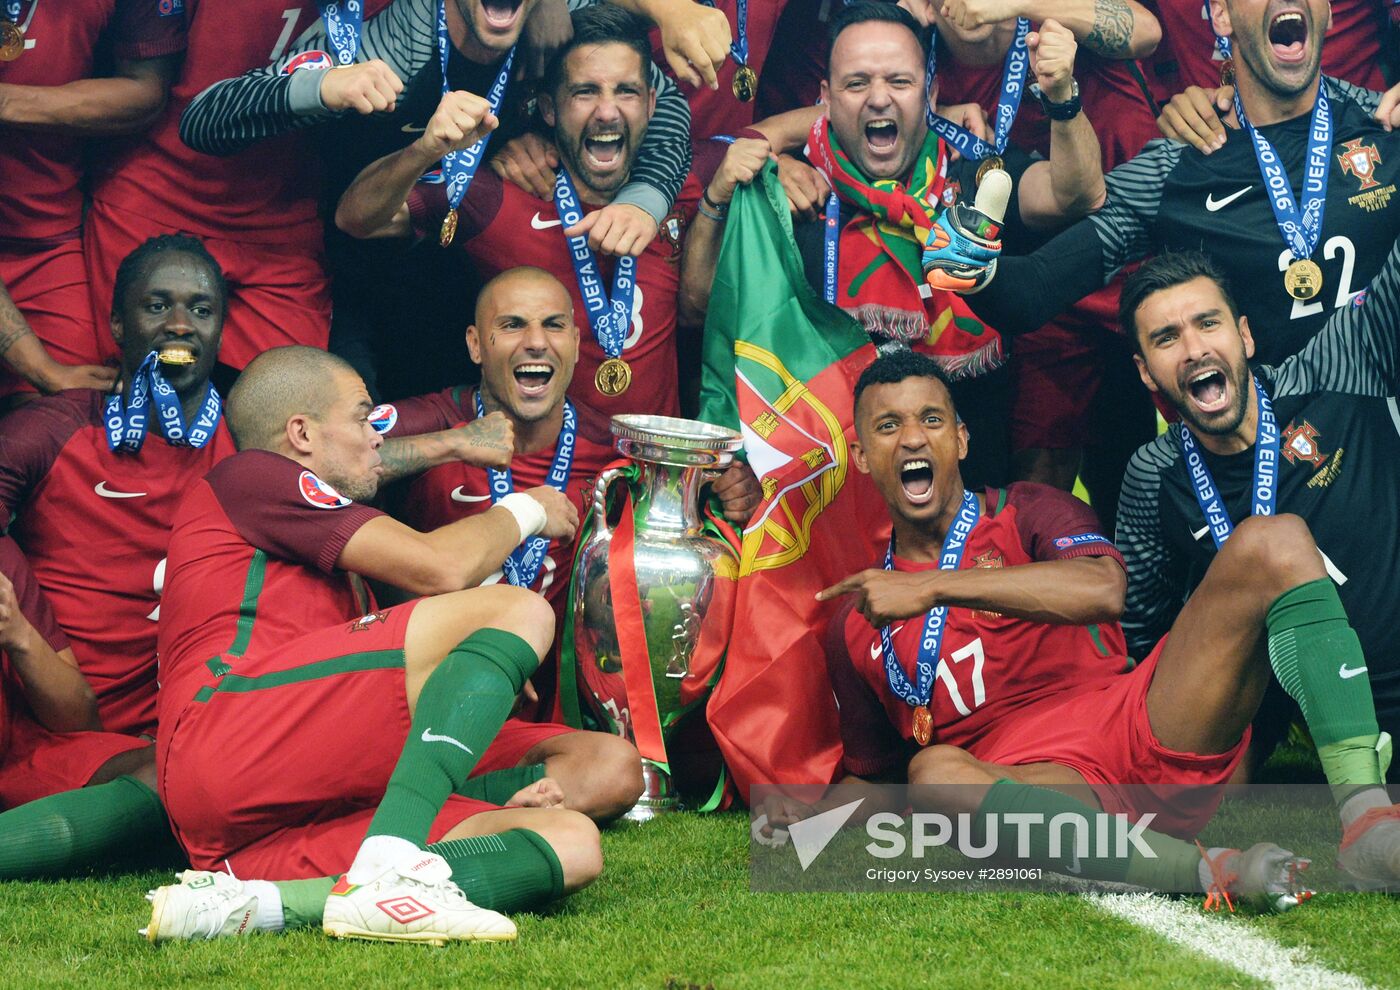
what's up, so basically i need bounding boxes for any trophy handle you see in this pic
[591,466,628,539]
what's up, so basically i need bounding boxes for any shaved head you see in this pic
[475,266,572,325]
[227,346,360,451]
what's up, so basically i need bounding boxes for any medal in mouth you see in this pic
[156,343,197,367]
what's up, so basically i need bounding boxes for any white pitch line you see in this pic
[1086,892,1376,990]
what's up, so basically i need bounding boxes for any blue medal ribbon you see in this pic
[822,191,841,304]
[553,169,637,359]
[1177,375,1279,550]
[104,352,222,453]
[1204,0,1232,61]
[4,0,24,23]
[1233,82,1331,266]
[699,0,750,70]
[436,0,514,213]
[319,0,363,66]
[879,489,981,714]
[474,391,576,587]
[923,18,1030,163]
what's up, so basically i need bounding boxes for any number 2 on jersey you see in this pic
[1279,235,1363,319]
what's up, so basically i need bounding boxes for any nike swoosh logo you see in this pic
[869,625,906,660]
[1192,525,1210,541]
[94,481,147,499]
[421,728,474,753]
[450,487,492,503]
[1339,664,1369,680]
[1206,186,1252,211]
[400,123,427,133]
[530,212,563,230]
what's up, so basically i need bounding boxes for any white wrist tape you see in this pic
[497,492,547,543]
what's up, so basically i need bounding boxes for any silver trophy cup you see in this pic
[572,415,743,822]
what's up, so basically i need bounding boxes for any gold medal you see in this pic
[731,64,757,103]
[439,208,459,248]
[0,22,23,62]
[595,357,632,397]
[976,155,1005,186]
[157,346,196,366]
[912,705,933,747]
[1284,258,1323,300]
[1219,58,1235,88]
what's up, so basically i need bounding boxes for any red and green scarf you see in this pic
[805,114,1003,377]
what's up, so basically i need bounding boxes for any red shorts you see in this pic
[0,695,149,808]
[473,718,575,775]
[159,601,497,879]
[969,639,1249,838]
[0,238,104,398]
[84,200,331,371]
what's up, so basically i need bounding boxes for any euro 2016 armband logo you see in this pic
[299,470,352,509]
[369,404,398,434]
[284,50,333,74]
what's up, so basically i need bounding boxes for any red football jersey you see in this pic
[0,0,185,242]
[0,534,69,755]
[385,387,616,615]
[0,391,234,735]
[407,170,692,443]
[831,483,1129,769]
[157,449,384,719]
[648,0,786,139]
[91,0,388,246]
[1145,0,1386,103]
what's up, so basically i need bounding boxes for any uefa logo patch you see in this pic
[369,403,398,434]
[284,50,333,74]
[298,470,351,509]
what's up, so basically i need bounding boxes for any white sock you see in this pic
[1197,847,1231,892]
[345,834,422,885]
[243,880,285,933]
[1340,786,1392,829]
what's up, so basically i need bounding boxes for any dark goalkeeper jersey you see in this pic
[1117,234,1400,731]
[971,78,1400,366]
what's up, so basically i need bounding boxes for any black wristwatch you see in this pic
[1030,80,1082,121]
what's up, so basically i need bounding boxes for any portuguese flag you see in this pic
[698,162,888,800]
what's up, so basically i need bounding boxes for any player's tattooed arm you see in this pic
[377,411,515,482]
[925,0,1159,60]
[0,280,116,394]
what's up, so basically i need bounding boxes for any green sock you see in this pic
[0,775,175,879]
[977,779,1202,892]
[431,829,565,913]
[460,763,547,805]
[366,629,538,844]
[275,876,336,930]
[269,827,563,929]
[1265,579,1383,800]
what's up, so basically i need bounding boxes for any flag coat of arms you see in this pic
[698,162,888,799]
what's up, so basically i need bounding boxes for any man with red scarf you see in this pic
[680,1,1107,488]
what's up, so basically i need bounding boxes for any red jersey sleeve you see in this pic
[1002,482,1125,568]
[0,535,68,653]
[205,451,384,574]
[407,172,505,243]
[380,388,468,438]
[826,598,906,778]
[111,0,188,61]
[0,391,96,519]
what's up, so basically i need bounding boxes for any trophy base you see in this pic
[621,760,678,824]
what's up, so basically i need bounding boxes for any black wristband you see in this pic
[1030,81,1082,121]
[702,188,729,213]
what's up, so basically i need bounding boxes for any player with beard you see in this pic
[1116,248,1400,788]
[378,266,760,705]
[952,0,1400,369]
[336,6,701,442]
[152,345,607,945]
[681,2,1109,488]
[767,349,1400,904]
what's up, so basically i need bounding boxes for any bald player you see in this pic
[152,345,603,945]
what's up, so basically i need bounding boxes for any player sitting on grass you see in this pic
[766,349,1397,907]
[146,346,602,945]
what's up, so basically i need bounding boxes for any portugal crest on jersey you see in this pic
[1338,139,1383,192]
[299,470,351,509]
[1282,419,1328,467]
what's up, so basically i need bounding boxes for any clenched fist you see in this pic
[705,137,772,208]
[320,60,404,114]
[1027,18,1076,104]
[414,90,499,160]
[523,485,579,540]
